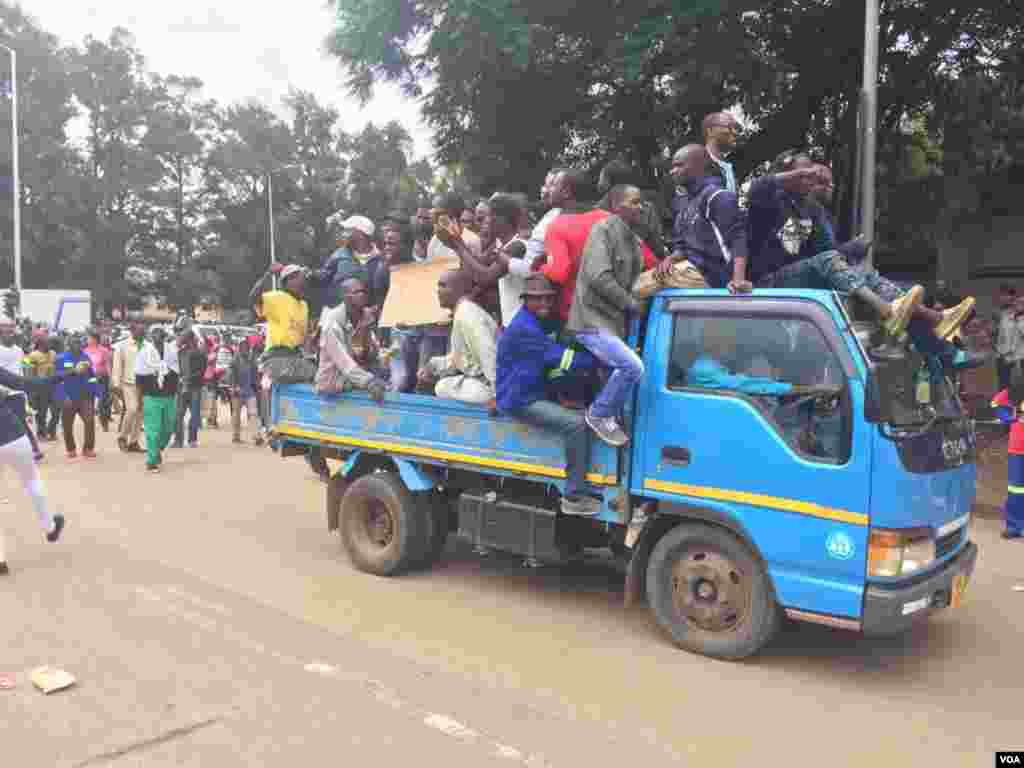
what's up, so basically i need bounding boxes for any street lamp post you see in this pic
[859,0,880,268]
[1,45,20,296]
[267,171,278,291]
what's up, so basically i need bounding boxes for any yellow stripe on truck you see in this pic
[275,423,617,485]
[643,478,869,526]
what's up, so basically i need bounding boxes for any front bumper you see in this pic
[861,541,978,635]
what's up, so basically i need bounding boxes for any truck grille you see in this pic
[935,528,964,559]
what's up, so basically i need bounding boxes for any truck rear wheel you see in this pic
[646,523,779,660]
[340,472,426,576]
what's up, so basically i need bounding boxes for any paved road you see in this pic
[1,422,1022,767]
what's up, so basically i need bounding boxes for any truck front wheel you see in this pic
[340,472,426,576]
[646,523,779,660]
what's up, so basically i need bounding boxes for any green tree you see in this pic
[65,28,165,318]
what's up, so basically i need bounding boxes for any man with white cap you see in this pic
[317,214,391,321]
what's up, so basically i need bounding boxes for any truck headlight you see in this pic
[868,528,936,577]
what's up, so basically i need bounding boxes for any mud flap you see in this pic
[624,517,662,608]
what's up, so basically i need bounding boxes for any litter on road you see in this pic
[30,666,76,694]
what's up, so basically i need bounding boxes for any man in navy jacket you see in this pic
[497,274,600,516]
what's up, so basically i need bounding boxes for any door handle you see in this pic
[661,446,691,466]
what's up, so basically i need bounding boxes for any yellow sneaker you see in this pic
[933,297,975,340]
[883,285,924,337]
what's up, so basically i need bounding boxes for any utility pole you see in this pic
[859,0,880,268]
[267,172,278,291]
[1,45,20,295]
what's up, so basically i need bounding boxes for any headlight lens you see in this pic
[867,528,935,577]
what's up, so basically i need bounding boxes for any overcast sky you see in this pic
[26,1,433,157]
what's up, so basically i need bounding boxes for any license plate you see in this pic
[951,572,969,608]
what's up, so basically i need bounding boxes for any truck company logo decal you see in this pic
[274,424,618,485]
[825,532,856,560]
[643,479,869,526]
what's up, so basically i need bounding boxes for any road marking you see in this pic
[424,713,478,741]
[131,583,552,766]
[303,662,338,676]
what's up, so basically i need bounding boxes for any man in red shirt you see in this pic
[539,170,610,322]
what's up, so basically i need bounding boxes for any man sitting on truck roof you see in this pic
[418,270,497,405]
[567,185,657,447]
[746,152,981,370]
[315,278,388,402]
[497,274,600,516]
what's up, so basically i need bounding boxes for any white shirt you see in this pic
[426,229,482,263]
[0,343,24,377]
[523,207,561,268]
[496,236,529,326]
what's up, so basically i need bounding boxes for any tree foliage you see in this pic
[0,3,435,319]
[326,0,1024,241]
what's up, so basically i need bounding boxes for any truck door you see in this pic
[633,296,873,619]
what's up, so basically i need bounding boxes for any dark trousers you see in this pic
[62,396,96,453]
[997,357,1014,392]
[97,375,112,427]
[34,387,52,436]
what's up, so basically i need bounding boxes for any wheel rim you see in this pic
[670,548,750,634]
[362,499,395,549]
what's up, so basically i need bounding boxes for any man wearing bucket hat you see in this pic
[496,273,601,517]
[316,214,391,321]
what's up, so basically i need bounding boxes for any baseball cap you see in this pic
[340,215,375,238]
[280,264,306,281]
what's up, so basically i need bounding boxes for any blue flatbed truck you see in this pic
[272,289,978,659]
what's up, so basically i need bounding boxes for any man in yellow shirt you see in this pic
[251,263,315,383]
[250,262,327,479]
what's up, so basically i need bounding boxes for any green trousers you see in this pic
[143,395,176,467]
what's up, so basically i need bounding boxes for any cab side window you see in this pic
[668,314,850,463]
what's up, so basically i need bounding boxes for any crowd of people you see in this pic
[2,110,1019,575]
[247,110,996,516]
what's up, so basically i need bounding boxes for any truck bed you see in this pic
[272,384,619,490]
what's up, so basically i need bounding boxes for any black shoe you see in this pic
[146,463,161,474]
[0,561,8,575]
[46,514,65,543]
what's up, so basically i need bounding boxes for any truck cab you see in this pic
[272,287,977,660]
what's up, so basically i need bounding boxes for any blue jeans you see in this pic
[512,399,591,497]
[573,330,645,420]
[175,388,202,445]
[860,269,956,360]
[760,253,956,361]
[756,251,868,293]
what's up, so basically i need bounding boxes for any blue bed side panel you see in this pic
[273,384,618,488]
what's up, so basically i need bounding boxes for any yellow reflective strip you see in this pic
[643,478,868,526]
[275,424,617,485]
[1009,485,1024,495]
[560,349,574,370]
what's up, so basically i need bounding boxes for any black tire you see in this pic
[646,523,779,660]
[340,472,427,576]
